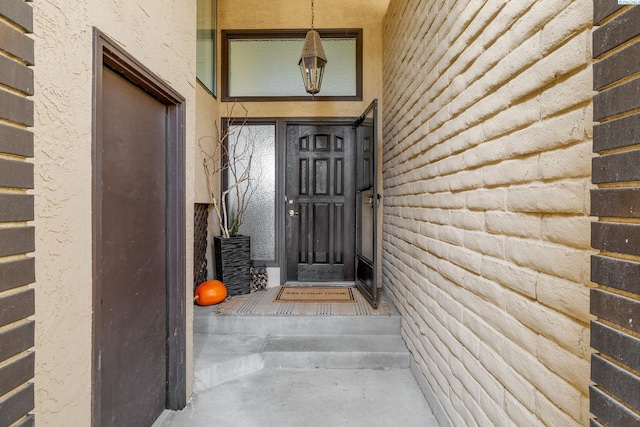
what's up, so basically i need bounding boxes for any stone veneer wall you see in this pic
[382,1,593,426]
[590,2,640,425]
[0,1,35,425]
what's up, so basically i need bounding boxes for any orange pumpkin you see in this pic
[194,280,227,306]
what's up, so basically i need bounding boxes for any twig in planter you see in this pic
[199,101,258,239]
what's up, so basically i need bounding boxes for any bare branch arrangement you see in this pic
[199,102,258,238]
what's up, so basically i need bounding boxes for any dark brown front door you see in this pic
[285,124,355,282]
[98,66,167,426]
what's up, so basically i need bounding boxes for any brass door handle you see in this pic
[288,209,299,217]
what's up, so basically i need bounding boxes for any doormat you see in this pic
[214,287,391,316]
[274,286,356,303]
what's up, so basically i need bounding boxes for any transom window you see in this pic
[222,29,362,102]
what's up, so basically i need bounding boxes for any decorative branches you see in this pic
[200,102,257,238]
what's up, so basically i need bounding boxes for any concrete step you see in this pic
[193,297,409,392]
[263,335,410,369]
[194,311,402,336]
[193,334,266,392]
[193,334,411,391]
[195,352,264,393]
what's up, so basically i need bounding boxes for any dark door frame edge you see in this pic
[91,28,187,425]
[353,99,379,308]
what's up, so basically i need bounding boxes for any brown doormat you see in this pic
[274,286,357,303]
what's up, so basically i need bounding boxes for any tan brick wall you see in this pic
[382,1,593,426]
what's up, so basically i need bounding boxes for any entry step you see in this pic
[195,312,402,336]
[263,335,410,369]
[193,334,412,392]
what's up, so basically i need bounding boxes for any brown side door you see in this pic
[285,124,355,282]
[97,66,167,426]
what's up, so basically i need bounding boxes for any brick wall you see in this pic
[590,1,640,425]
[0,1,35,426]
[382,1,593,425]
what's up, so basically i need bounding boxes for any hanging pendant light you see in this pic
[299,0,327,95]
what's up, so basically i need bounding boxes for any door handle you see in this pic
[288,209,299,217]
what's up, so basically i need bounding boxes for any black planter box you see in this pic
[213,235,251,296]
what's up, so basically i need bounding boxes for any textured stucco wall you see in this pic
[195,83,219,204]
[382,1,593,426]
[32,1,196,425]
[195,83,219,287]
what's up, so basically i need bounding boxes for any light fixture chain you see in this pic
[311,0,315,29]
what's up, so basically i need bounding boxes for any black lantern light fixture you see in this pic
[299,0,327,95]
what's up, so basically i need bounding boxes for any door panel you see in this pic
[286,125,355,282]
[354,100,379,307]
[99,67,167,426]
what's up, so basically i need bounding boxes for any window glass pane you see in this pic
[229,38,356,97]
[227,124,276,261]
[197,0,217,95]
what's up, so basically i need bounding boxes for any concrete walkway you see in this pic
[157,366,439,427]
[155,291,440,427]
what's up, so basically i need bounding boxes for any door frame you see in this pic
[279,118,357,283]
[91,29,187,424]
